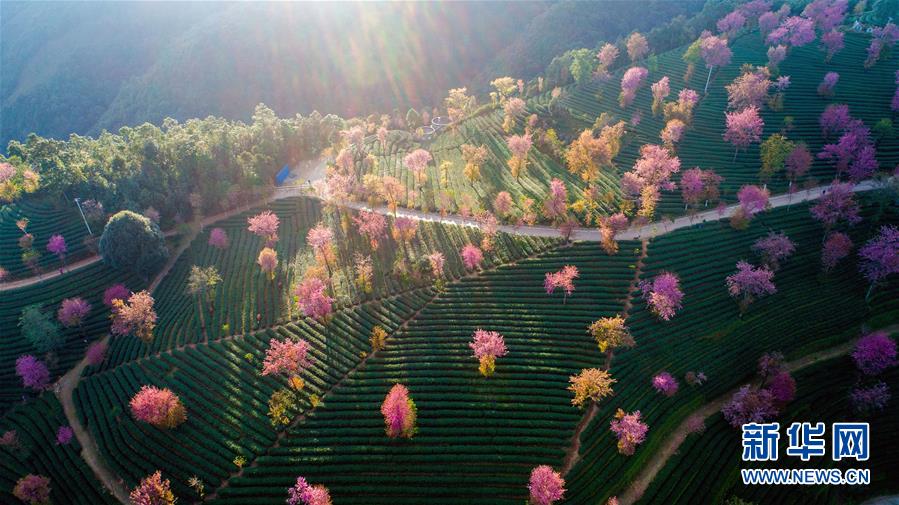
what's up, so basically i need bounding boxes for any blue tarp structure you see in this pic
[275,164,290,186]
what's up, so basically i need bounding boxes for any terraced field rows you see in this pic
[0,395,115,504]
[0,200,93,279]
[213,242,640,504]
[563,199,899,504]
[640,358,899,504]
[75,290,433,499]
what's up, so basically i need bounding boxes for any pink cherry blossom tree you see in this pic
[469,329,508,377]
[404,149,432,189]
[130,471,175,505]
[129,386,187,428]
[859,225,899,300]
[103,283,131,308]
[626,32,649,62]
[295,277,334,321]
[717,11,746,35]
[86,340,108,366]
[851,382,891,414]
[810,181,861,230]
[427,252,445,279]
[619,67,648,108]
[752,231,796,271]
[111,291,157,342]
[544,265,579,303]
[610,409,649,455]
[785,143,812,185]
[680,168,723,210]
[287,476,333,505]
[640,272,684,321]
[262,338,313,377]
[726,261,776,315]
[381,383,417,438]
[543,178,568,223]
[13,474,51,505]
[507,134,533,180]
[247,211,280,245]
[353,211,387,250]
[818,72,839,96]
[47,234,67,271]
[766,16,816,47]
[528,465,566,505]
[821,232,853,271]
[820,31,844,62]
[15,355,49,390]
[651,76,670,116]
[461,244,483,270]
[652,372,679,397]
[56,426,73,445]
[852,331,897,376]
[724,106,764,160]
[700,35,733,93]
[767,45,787,71]
[58,297,91,331]
[208,227,229,249]
[723,385,777,427]
[819,104,851,138]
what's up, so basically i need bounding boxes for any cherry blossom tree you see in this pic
[785,143,812,185]
[257,247,278,281]
[724,106,764,160]
[56,426,73,445]
[103,283,131,308]
[651,76,670,116]
[111,291,157,342]
[287,476,333,505]
[810,181,861,230]
[542,178,568,223]
[700,35,733,93]
[208,227,229,249]
[507,134,533,180]
[528,465,566,505]
[736,185,770,224]
[722,385,777,427]
[626,32,649,62]
[680,168,723,210]
[803,0,847,32]
[544,265,578,303]
[610,409,648,455]
[503,97,527,132]
[493,191,514,218]
[295,277,334,321]
[852,331,896,376]
[821,31,844,62]
[726,261,776,314]
[758,11,783,39]
[262,338,313,377]
[86,340,108,366]
[130,386,187,428]
[717,11,746,35]
[752,232,796,271]
[768,371,796,406]
[569,368,616,408]
[47,233,66,271]
[767,16,816,47]
[619,67,648,108]
[864,23,899,68]
[469,329,508,377]
[818,118,877,182]
[381,384,417,438]
[427,252,445,279]
[404,149,432,189]
[247,211,280,245]
[851,382,891,414]
[859,225,899,300]
[596,43,619,79]
[58,297,91,329]
[819,104,851,138]
[767,45,787,72]
[726,68,773,111]
[640,272,684,321]
[13,474,51,505]
[461,244,483,270]
[652,372,679,397]
[661,119,687,148]
[821,232,853,271]
[15,355,49,390]
[130,471,175,505]
[461,144,488,185]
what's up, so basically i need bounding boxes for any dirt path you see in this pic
[55,334,132,503]
[615,324,899,505]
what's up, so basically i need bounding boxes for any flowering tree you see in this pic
[596,43,619,79]
[737,185,770,220]
[353,211,387,250]
[852,331,897,376]
[287,476,333,505]
[803,0,846,32]
[821,232,853,271]
[57,297,91,334]
[700,35,733,93]
[588,316,635,358]
[47,233,67,271]
[507,134,533,180]
[528,465,565,505]
[295,277,334,321]
[619,67,648,108]
[15,355,49,390]
[767,45,787,71]
[381,384,417,438]
[768,370,796,406]
[724,106,764,160]
[785,143,812,185]
[568,368,615,408]
[864,23,899,68]
[262,338,313,377]
[86,340,108,366]
[680,168,723,210]
[599,213,629,255]
[469,329,508,377]
[819,104,851,138]
[820,31,844,62]
[752,232,795,271]
[257,247,278,281]
[722,385,776,427]
[758,11,782,38]
[103,283,131,308]
[208,227,229,249]
[503,97,527,132]
[461,144,489,185]
[759,133,795,182]
[726,69,772,110]
[461,244,483,270]
[404,149,432,188]
[130,386,187,428]
[717,11,746,35]
[851,382,891,414]
[640,272,684,321]
[130,471,175,505]
[626,144,682,195]
[626,32,649,62]
[610,409,648,455]
[544,265,578,303]
[427,251,445,280]
[56,425,74,445]
[111,291,157,342]
[726,261,776,314]
[652,372,679,397]
[660,119,687,148]
[767,16,816,47]
[13,474,51,505]
[247,210,280,245]
[818,118,877,182]
[651,76,670,116]
[810,181,861,230]
[859,226,899,299]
